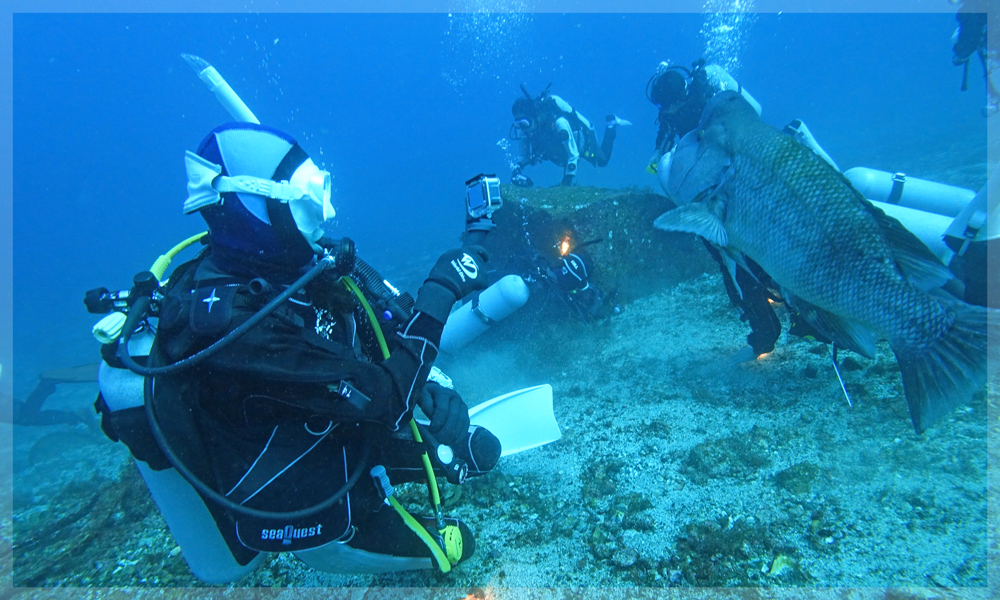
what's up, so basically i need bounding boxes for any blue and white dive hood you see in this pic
[184,123,335,271]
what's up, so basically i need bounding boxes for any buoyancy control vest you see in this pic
[94,250,416,577]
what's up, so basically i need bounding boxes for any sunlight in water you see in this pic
[700,0,758,76]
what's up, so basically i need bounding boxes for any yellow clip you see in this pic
[441,524,464,565]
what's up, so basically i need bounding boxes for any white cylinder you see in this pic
[845,167,975,218]
[98,328,154,410]
[870,200,955,265]
[97,326,264,583]
[136,461,266,584]
[440,275,529,353]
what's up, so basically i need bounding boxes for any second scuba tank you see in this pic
[868,200,956,265]
[440,275,530,353]
[845,167,976,218]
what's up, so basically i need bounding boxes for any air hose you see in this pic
[149,231,209,282]
[341,276,457,572]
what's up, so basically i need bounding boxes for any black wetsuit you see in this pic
[653,66,714,156]
[100,250,493,565]
[703,242,781,356]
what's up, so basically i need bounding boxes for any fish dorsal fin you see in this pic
[785,292,878,359]
[859,198,954,292]
[653,203,729,247]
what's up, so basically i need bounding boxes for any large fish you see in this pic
[655,90,996,433]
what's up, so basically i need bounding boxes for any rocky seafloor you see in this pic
[2,185,997,600]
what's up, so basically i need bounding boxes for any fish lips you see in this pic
[662,129,731,205]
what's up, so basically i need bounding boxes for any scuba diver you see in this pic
[505,241,616,323]
[91,122,502,582]
[509,84,629,188]
[950,0,998,117]
[645,58,763,175]
[648,58,847,360]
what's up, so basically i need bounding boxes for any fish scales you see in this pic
[722,122,954,355]
[656,90,994,432]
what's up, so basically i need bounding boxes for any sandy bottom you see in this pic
[5,273,996,599]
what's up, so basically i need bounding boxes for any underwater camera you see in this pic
[465,173,503,219]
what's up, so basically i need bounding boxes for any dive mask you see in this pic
[509,118,532,140]
[184,151,336,248]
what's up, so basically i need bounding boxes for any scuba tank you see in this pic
[439,275,530,353]
[845,167,981,267]
[96,321,267,584]
[845,167,976,218]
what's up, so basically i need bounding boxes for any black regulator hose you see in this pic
[116,255,336,377]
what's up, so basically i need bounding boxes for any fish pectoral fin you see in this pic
[786,293,878,359]
[653,203,729,247]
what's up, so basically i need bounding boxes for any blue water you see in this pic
[9,9,986,397]
[6,5,995,592]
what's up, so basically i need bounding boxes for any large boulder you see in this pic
[486,185,715,306]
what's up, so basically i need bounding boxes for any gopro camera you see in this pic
[465,173,503,219]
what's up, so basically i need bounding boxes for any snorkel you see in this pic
[182,54,260,124]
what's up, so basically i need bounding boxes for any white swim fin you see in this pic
[468,384,561,457]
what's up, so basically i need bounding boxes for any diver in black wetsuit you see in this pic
[500,241,618,324]
[94,122,501,581]
[951,0,998,117]
[646,60,781,357]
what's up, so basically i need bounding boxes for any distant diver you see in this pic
[509,83,629,188]
[1,363,100,427]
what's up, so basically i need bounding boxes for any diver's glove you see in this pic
[559,174,575,187]
[511,165,533,188]
[413,247,490,324]
[512,173,534,188]
[646,149,663,175]
[418,382,470,446]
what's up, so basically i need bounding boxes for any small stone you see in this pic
[768,554,795,577]
[611,546,639,568]
[169,546,182,557]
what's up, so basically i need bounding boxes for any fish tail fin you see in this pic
[893,303,998,433]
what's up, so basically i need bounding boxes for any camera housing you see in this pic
[465,173,503,219]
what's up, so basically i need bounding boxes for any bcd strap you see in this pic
[94,392,171,471]
[887,172,906,205]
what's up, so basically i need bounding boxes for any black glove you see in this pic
[418,383,470,446]
[512,173,533,188]
[413,246,489,324]
[559,174,575,187]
